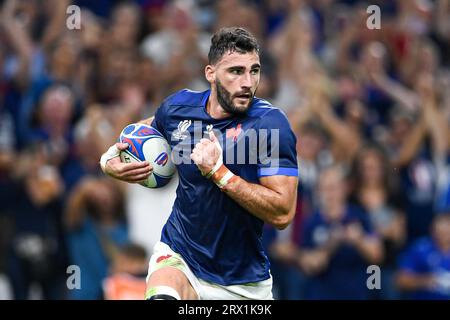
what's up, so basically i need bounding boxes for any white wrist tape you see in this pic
[204,135,224,178]
[145,285,181,300]
[215,170,236,188]
[205,156,223,179]
[99,144,121,172]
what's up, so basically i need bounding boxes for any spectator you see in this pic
[299,166,383,299]
[391,73,448,244]
[349,144,406,299]
[396,210,450,300]
[6,144,67,299]
[64,177,128,299]
[103,243,148,300]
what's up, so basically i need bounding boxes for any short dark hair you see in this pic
[208,27,259,65]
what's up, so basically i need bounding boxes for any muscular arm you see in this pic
[221,174,298,230]
[190,130,298,230]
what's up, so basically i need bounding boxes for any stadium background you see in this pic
[0,0,449,300]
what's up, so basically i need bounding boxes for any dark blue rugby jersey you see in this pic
[151,89,298,285]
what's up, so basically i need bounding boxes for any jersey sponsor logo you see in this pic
[172,120,191,141]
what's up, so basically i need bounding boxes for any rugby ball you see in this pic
[119,123,175,188]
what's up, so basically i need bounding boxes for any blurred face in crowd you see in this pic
[40,86,74,133]
[390,114,413,146]
[318,167,348,215]
[111,4,140,46]
[41,87,73,126]
[50,38,79,78]
[359,149,384,186]
[206,50,261,115]
[432,215,450,251]
[297,128,324,161]
[361,42,387,74]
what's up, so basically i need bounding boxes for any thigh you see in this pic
[146,242,200,300]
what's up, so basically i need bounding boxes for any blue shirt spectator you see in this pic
[302,205,377,299]
[67,217,128,299]
[396,213,450,300]
[300,166,383,300]
[64,177,129,299]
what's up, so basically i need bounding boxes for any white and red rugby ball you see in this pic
[119,123,175,188]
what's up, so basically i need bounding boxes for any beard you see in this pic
[216,79,255,115]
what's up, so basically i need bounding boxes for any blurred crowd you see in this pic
[0,0,449,300]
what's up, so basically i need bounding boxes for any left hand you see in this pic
[190,130,222,176]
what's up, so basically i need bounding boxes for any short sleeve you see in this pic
[257,109,298,177]
[151,99,170,141]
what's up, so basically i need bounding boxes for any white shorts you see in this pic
[147,241,273,300]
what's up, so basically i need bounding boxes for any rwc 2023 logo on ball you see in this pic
[155,152,169,166]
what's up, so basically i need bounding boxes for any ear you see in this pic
[205,65,215,84]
